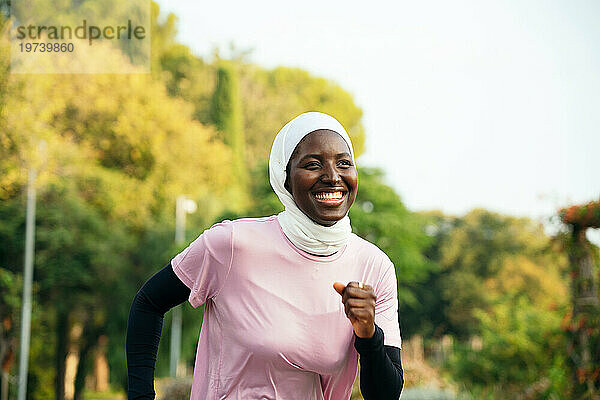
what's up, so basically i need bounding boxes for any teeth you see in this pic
[315,192,343,200]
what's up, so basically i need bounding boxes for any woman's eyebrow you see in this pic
[298,154,323,162]
[299,152,351,162]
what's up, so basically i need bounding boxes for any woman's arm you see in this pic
[354,326,404,399]
[126,263,191,400]
[333,281,403,399]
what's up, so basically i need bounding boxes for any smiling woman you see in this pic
[284,129,358,226]
[126,112,404,400]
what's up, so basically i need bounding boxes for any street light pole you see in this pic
[17,168,37,400]
[17,141,45,400]
[170,196,196,377]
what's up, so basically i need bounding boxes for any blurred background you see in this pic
[1,0,599,399]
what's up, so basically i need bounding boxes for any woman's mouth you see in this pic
[313,191,346,206]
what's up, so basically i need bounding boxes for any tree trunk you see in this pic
[1,371,9,400]
[567,228,600,400]
[55,308,69,400]
[73,325,96,400]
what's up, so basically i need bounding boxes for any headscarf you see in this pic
[269,112,356,255]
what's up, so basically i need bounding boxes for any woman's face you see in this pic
[285,130,358,226]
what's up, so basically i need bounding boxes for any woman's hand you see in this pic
[333,281,376,339]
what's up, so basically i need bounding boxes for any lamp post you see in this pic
[170,196,197,377]
[16,169,36,400]
[17,141,45,400]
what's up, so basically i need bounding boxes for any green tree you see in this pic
[239,65,366,166]
[412,209,573,398]
[0,34,233,398]
[0,3,376,397]
[349,168,434,312]
[210,61,249,210]
[447,295,569,399]
[154,34,366,170]
[416,209,564,339]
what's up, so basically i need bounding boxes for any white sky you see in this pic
[155,0,600,228]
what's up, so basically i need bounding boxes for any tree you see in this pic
[0,33,233,398]
[210,60,249,210]
[1,2,377,396]
[349,168,434,311]
[417,209,561,339]
[447,296,568,398]
[439,222,572,398]
[559,201,600,399]
[239,65,366,166]
[412,209,575,398]
[156,42,367,170]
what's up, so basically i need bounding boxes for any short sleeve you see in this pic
[171,220,233,308]
[374,260,402,349]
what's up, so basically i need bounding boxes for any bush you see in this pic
[445,296,569,399]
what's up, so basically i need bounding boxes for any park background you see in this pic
[1,0,599,399]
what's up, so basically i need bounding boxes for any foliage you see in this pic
[446,296,569,399]
[560,200,600,229]
[211,62,245,148]
[0,3,378,397]
[1,8,233,396]
[26,308,57,400]
[0,268,20,398]
[349,168,434,309]
[399,208,580,398]
[210,60,249,210]
[159,50,366,169]
[561,305,600,399]
[2,2,589,399]
[412,209,567,340]
[214,161,283,222]
[10,0,149,67]
[424,210,575,399]
[0,269,20,317]
[240,65,365,166]
[559,209,600,398]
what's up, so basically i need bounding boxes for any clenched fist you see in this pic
[333,281,376,339]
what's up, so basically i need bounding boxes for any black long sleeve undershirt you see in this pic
[126,264,404,399]
[354,326,404,399]
[126,264,190,399]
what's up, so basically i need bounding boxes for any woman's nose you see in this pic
[321,163,342,184]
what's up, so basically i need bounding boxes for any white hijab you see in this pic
[269,112,356,255]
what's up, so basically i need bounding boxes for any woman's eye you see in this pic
[304,162,320,169]
[338,160,353,167]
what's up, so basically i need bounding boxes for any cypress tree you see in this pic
[210,61,249,209]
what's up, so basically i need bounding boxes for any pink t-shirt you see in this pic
[171,216,401,400]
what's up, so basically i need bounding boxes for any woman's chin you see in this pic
[311,212,346,226]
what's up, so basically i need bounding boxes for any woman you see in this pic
[126,112,404,399]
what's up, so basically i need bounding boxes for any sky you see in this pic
[154,0,600,232]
